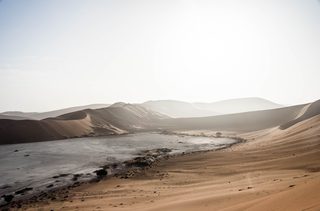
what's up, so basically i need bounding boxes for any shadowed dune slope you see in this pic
[0,114,94,144]
[0,119,65,143]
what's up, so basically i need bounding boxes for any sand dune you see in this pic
[0,103,165,144]
[0,114,94,144]
[23,99,320,211]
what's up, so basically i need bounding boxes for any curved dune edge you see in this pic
[21,111,320,211]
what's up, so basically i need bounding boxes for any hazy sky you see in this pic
[1,0,320,112]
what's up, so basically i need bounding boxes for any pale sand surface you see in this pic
[22,115,320,211]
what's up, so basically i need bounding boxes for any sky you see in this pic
[0,0,320,112]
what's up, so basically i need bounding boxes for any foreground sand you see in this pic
[24,116,320,211]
